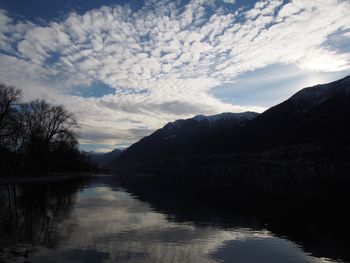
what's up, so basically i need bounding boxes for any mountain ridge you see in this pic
[108,111,259,167]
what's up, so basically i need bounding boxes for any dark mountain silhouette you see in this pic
[207,75,350,156]
[109,75,350,170]
[108,112,258,168]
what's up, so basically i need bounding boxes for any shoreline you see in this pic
[0,173,100,186]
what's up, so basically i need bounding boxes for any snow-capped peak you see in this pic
[163,111,258,133]
[193,112,258,124]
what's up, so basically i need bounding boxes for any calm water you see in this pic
[0,175,348,263]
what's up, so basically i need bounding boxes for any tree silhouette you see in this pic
[19,100,79,173]
[0,83,22,147]
[0,83,97,176]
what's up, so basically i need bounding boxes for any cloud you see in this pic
[223,0,236,4]
[0,0,350,148]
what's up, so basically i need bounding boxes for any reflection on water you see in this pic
[0,175,348,263]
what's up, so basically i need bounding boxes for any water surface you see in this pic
[0,175,347,263]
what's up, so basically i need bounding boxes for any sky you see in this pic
[0,0,350,152]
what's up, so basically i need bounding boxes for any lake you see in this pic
[0,175,348,263]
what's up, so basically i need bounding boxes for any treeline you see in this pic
[0,83,98,176]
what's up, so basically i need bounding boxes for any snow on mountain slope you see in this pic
[164,112,259,133]
[290,75,350,111]
[193,112,258,124]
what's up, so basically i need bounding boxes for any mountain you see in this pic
[110,75,350,170]
[215,74,350,154]
[88,148,122,168]
[110,112,259,167]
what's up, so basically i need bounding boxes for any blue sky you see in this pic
[1,0,350,152]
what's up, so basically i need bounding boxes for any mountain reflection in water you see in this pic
[0,175,348,263]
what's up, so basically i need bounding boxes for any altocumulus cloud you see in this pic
[0,0,350,149]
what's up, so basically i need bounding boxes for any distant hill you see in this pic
[88,148,122,168]
[109,75,350,170]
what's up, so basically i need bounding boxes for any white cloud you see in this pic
[343,32,350,38]
[0,0,350,147]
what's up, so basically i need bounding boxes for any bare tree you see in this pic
[20,99,79,148]
[0,83,22,146]
[20,100,79,171]
[0,99,80,174]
